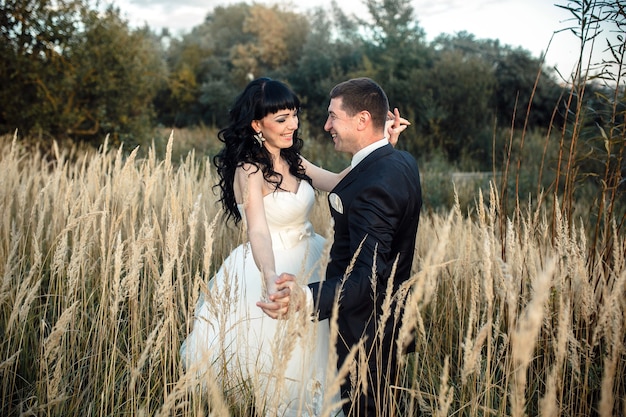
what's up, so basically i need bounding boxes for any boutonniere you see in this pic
[329,192,344,214]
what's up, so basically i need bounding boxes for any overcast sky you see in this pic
[109,0,616,79]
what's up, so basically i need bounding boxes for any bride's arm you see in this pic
[235,165,278,297]
[300,156,350,192]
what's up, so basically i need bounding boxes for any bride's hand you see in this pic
[385,107,410,147]
[257,273,302,319]
[262,273,280,301]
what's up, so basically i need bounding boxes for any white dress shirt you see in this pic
[351,138,389,168]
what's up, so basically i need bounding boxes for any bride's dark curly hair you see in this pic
[213,78,312,224]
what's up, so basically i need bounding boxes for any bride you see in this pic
[180,78,348,416]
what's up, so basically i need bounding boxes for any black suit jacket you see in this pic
[309,143,421,368]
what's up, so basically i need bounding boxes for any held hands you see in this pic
[262,273,280,301]
[257,273,304,319]
[385,107,411,147]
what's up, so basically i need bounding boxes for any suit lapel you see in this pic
[332,144,393,193]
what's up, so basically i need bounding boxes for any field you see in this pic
[0,131,624,416]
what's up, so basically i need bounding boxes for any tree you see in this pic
[362,0,422,48]
[229,4,309,84]
[0,0,166,146]
[423,48,496,162]
[68,7,167,146]
[432,32,564,130]
[156,3,310,128]
[290,5,366,136]
[324,0,430,157]
[492,47,564,129]
[0,0,87,137]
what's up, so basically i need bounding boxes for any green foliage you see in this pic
[431,32,564,129]
[1,0,574,164]
[156,3,310,127]
[361,0,423,47]
[0,1,166,147]
[69,8,167,147]
[0,0,87,137]
[422,47,496,161]
[289,6,367,135]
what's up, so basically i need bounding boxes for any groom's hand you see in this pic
[257,273,304,319]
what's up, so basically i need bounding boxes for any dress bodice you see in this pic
[238,180,316,250]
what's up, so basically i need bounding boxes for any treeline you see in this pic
[0,0,623,170]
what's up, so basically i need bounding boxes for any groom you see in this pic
[259,78,422,416]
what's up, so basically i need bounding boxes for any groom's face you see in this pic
[324,97,359,155]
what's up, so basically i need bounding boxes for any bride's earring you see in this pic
[254,131,265,146]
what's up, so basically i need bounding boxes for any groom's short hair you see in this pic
[330,78,389,131]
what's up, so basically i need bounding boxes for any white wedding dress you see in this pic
[180,180,343,417]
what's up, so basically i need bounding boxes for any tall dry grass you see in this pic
[0,129,623,416]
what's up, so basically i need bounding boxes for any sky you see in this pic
[109,0,616,80]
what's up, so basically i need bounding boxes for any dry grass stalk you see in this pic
[461,322,489,385]
[435,356,453,417]
[110,231,124,319]
[597,268,625,417]
[509,259,555,417]
[130,317,164,392]
[0,227,21,308]
[42,301,79,400]
[397,210,455,360]
[538,300,570,417]
[320,294,350,417]
[7,276,42,336]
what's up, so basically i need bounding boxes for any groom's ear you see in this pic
[357,110,371,131]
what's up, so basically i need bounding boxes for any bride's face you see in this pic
[252,108,299,152]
